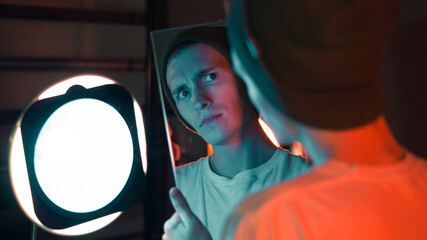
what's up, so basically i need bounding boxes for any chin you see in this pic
[202,130,234,146]
[204,135,228,146]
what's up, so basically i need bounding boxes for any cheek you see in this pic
[219,83,246,119]
[176,104,197,128]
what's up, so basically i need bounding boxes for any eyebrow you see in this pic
[171,66,217,96]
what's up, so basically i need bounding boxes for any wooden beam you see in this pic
[0,58,145,71]
[0,4,146,25]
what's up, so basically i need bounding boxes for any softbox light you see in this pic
[9,75,147,235]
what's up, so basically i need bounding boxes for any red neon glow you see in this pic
[258,118,305,157]
[207,143,214,156]
[258,118,280,148]
[290,141,304,157]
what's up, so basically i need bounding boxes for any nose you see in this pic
[192,89,211,111]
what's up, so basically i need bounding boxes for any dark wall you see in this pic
[382,0,427,158]
[168,0,226,27]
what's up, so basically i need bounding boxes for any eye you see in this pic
[203,73,216,83]
[177,89,190,101]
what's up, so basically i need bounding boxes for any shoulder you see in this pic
[405,152,427,178]
[175,156,209,189]
[274,148,311,175]
[411,152,427,168]
[222,180,303,239]
[223,165,336,239]
[274,148,309,165]
[235,168,323,213]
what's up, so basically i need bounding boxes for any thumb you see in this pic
[169,187,194,224]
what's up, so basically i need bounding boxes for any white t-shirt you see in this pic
[224,152,427,240]
[176,148,310,240]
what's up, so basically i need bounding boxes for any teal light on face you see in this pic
[34,99,133,213]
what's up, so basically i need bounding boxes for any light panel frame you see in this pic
[9,75,147,235]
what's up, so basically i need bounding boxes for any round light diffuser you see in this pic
[9,75,147,235]
[34,98,134,213]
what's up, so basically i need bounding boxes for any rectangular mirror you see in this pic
[150,22,311,240]
[151,22,226,169]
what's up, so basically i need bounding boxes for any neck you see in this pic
[209,118,276,178]
[299,116,405,165]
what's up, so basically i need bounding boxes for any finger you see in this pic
[163,212,182,232]
[169,187,194,223]
[162,233,168,240]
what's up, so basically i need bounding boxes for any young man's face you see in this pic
[166,43,251,145]
[230,48,296,146]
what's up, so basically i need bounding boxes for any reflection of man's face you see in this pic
[230,48,295,146]
[166,43,249,145]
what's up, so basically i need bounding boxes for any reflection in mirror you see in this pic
[151,23,311,240]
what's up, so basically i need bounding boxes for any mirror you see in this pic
[151,23,225,168]
[9,74,147,236]
[151,22,311,239]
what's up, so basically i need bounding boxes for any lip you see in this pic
[200,113,223,127]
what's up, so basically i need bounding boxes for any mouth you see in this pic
[200,113,223,127]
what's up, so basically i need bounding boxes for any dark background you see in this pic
[0,0,425,239]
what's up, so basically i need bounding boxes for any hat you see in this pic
[161,26,230,132]
[228,0,399,129]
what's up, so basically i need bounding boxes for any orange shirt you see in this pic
[223,152,427,240]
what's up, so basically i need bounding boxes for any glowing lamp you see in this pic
[258,118,280,148]
[9,75,147,235]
